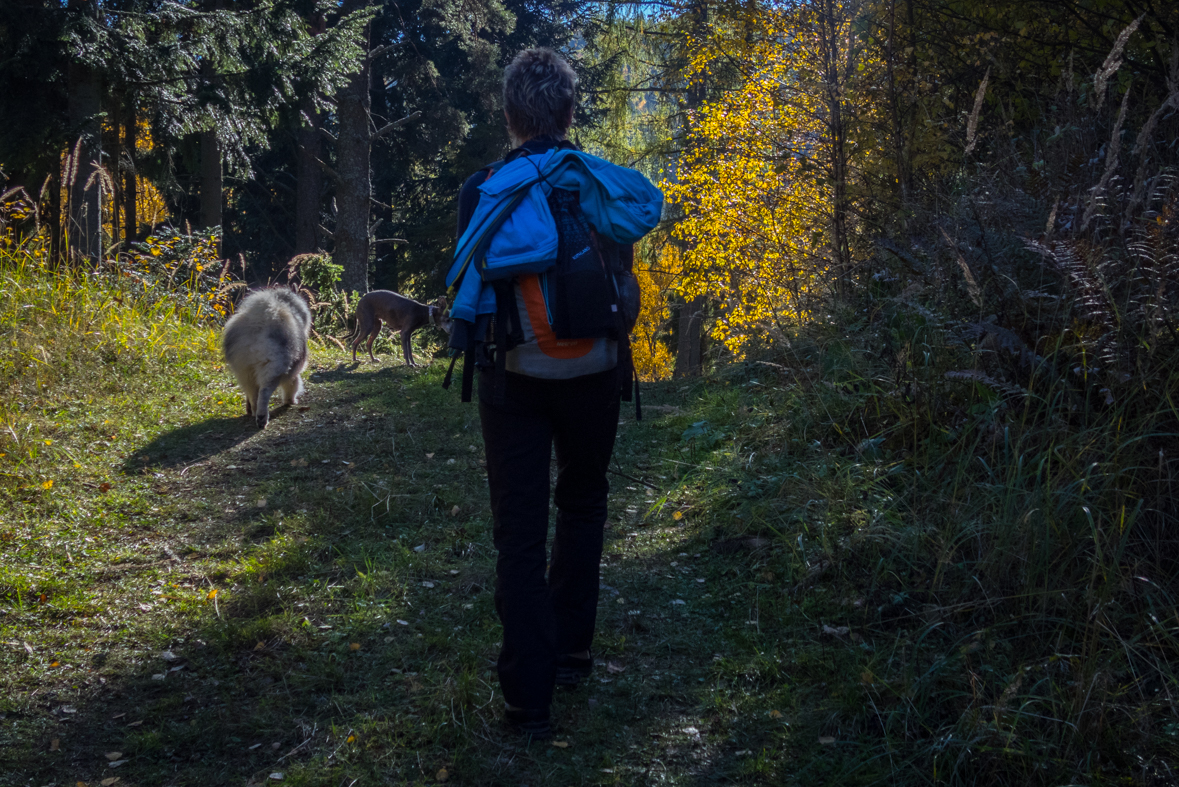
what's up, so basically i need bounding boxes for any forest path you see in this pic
[1,341,806,786]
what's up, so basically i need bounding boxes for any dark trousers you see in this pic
[479,368,621,712]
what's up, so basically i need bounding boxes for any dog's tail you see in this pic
[344,300,366,347]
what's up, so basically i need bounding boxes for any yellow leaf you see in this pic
[42,480,53,490]
[346,735,355,743]
[254,641,265,651]
[49,661,59,668]
[673,511,683,521]
[551,740,569,748]
[207,589,217,600]
[769,709,782,718]
[436,767,449,782]
[349,642,360,651]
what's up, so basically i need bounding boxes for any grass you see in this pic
[1,246,1177,786]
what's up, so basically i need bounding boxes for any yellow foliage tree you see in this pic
[660,1,877,357]
[630,241,678,381]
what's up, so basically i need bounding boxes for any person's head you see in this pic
[503,47,577,146]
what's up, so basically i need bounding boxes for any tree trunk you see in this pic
[819,0,852,298]
[109,98,122,247]
[334,0,372,294]
[123,98,138,242]
[667,1,711,377]
[199,130,222,244]
[295,97,324,254]
[673,296,705,378]
[67,58,102,263]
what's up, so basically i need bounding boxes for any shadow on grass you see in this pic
[121,415,260,473]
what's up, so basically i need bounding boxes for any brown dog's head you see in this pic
[430,296,452,334]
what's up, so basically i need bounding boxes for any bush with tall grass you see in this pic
[0,198,236,492]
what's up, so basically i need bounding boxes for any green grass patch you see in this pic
[1,246,1175,785]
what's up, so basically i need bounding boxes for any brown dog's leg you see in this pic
[401,329,415,367]
[367,318,382,363]
[351,306,371,364]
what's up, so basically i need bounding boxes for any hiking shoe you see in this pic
[555,653,593,687]
[504,705,552,740]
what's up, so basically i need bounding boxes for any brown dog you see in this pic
[348,291,449,365]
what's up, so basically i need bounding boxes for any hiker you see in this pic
[450,47,662,738]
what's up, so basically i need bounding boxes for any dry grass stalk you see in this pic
[964,67,990,155]
[1093,14,1142,110]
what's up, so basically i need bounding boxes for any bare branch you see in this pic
[318,224,334,241]
[372,111,422,140]
[372,238,407,246]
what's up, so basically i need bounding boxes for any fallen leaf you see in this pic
[207,589,218,600]
[346,734,356,743]
[436,767,449,781]
[23,642,33,654]
[269,773,284,781]
[396,620,409,626]
[450,505,460,517]
[426,453,435,460]
[105,752,123,761]
[769,710,782,719]
[138,603,152,612]
[606,661,626,674]
[673,511,683,520]
[49,661,59,667]
[49,738,59,751]
[349,642,360,651]
[160,651,178,661]
[111,713,125,720]
[413,544,426,552]
[821,625,850,637]
[101,779,120,786]
[108,760,127,767]
[421,581,435,589]
[126,720,143,727]
[818,736,836,745]
[551,741,569,749]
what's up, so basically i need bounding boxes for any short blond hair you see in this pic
[503,48,577,142]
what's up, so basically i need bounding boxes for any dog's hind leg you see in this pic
[241,379,259,418]
[366,319,382,363]
[280,373,304,406]
[351,308,371,364]
[255,381,278,428]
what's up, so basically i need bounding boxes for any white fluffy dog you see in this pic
[222,287,311,428]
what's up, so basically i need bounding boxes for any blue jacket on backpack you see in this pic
[446,148,663,325]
